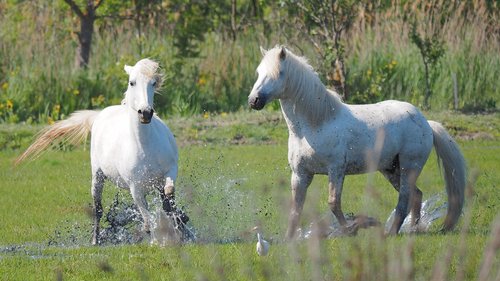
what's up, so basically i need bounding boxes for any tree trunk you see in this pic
[64,0,101,69]
[230,0,237,41]
[423,59,431,110]
[77,14,95,69]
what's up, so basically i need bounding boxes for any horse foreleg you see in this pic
[161,177,175,213]
[160,177,189,225]
[286,172,313,240]
[130,184,151,234]
[91,169,105,245]
[328,172,352,233]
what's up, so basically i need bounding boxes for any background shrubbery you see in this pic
[0,0,498,123]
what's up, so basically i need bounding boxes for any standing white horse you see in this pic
[17,59,188,245]
[248,46,466,238]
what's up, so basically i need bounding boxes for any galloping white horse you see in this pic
[248,46,466,238]
[17,59,187,245]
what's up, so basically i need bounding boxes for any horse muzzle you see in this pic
[248,94,266,110]
[138,107,154,124]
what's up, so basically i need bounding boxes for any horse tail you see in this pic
[428,120,467,231]
[15,110,100,165]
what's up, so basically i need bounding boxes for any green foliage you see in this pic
[409,21,446,108]
[348,56,398,104]
[410,23,446,66]
[0,0,498,124]
[165,0,213,58]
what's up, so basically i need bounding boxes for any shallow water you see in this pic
[297,193,448,239]
[385,192,448,233]
[0,191,449,259]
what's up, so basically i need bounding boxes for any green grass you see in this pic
[0,235,493,281]
[0,111,499,280]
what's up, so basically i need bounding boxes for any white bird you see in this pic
[253,227,270,256]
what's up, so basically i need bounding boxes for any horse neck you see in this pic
[279,69,342,132]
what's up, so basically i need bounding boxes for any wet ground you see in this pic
[0,192,448,258]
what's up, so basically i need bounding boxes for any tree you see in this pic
[406,0,447,110]
[64,0,104,69]
[410,23,445,110]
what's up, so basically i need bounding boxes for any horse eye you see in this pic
[152,81,157,87]
[129,81,136,87]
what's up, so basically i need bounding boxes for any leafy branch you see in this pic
[410,21,446,110]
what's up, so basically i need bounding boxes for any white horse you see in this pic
[248,46,467,238]
[17,59,188,245]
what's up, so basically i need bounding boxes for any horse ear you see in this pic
[124,65,133,75]
[279,47,286,60]
[260,46,267,56]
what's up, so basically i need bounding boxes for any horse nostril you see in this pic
[249,96,259,106]
[138,109,142,114]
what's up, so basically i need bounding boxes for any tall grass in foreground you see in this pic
[1,145,499,280]
[1,111,499,279]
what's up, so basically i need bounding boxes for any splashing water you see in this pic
[149,196,196,246]
[178,176,258,243]
[385,192,448,233]
[296,193,448,239]
[297,213,381,239]
[43,172,256,247]
[44,192,195,247]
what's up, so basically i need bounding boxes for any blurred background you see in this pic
[0,0,498,124]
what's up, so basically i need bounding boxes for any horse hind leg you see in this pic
[382,163,423,225]
[385,164,423,235]
[91,169,105,245]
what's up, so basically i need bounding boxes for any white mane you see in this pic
[133,58,163,89]
[264,47,343,125]
[122,59,164,105]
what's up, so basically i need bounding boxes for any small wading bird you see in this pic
[253,226,270,256]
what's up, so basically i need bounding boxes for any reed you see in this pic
[0,0,498,124]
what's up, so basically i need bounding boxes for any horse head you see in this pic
[248,46,288,110]
[124,59,162,124]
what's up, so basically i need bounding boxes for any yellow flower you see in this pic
[220,112,227,117]
[73,89,80,96]
[391,60,397,66]
[367,69,372,77]
[203,112,209,119]
[197,76,207,86]
[1,82,8,90]
[47,116,54,125]
[6,99,13,110]
[53,104,61,113]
